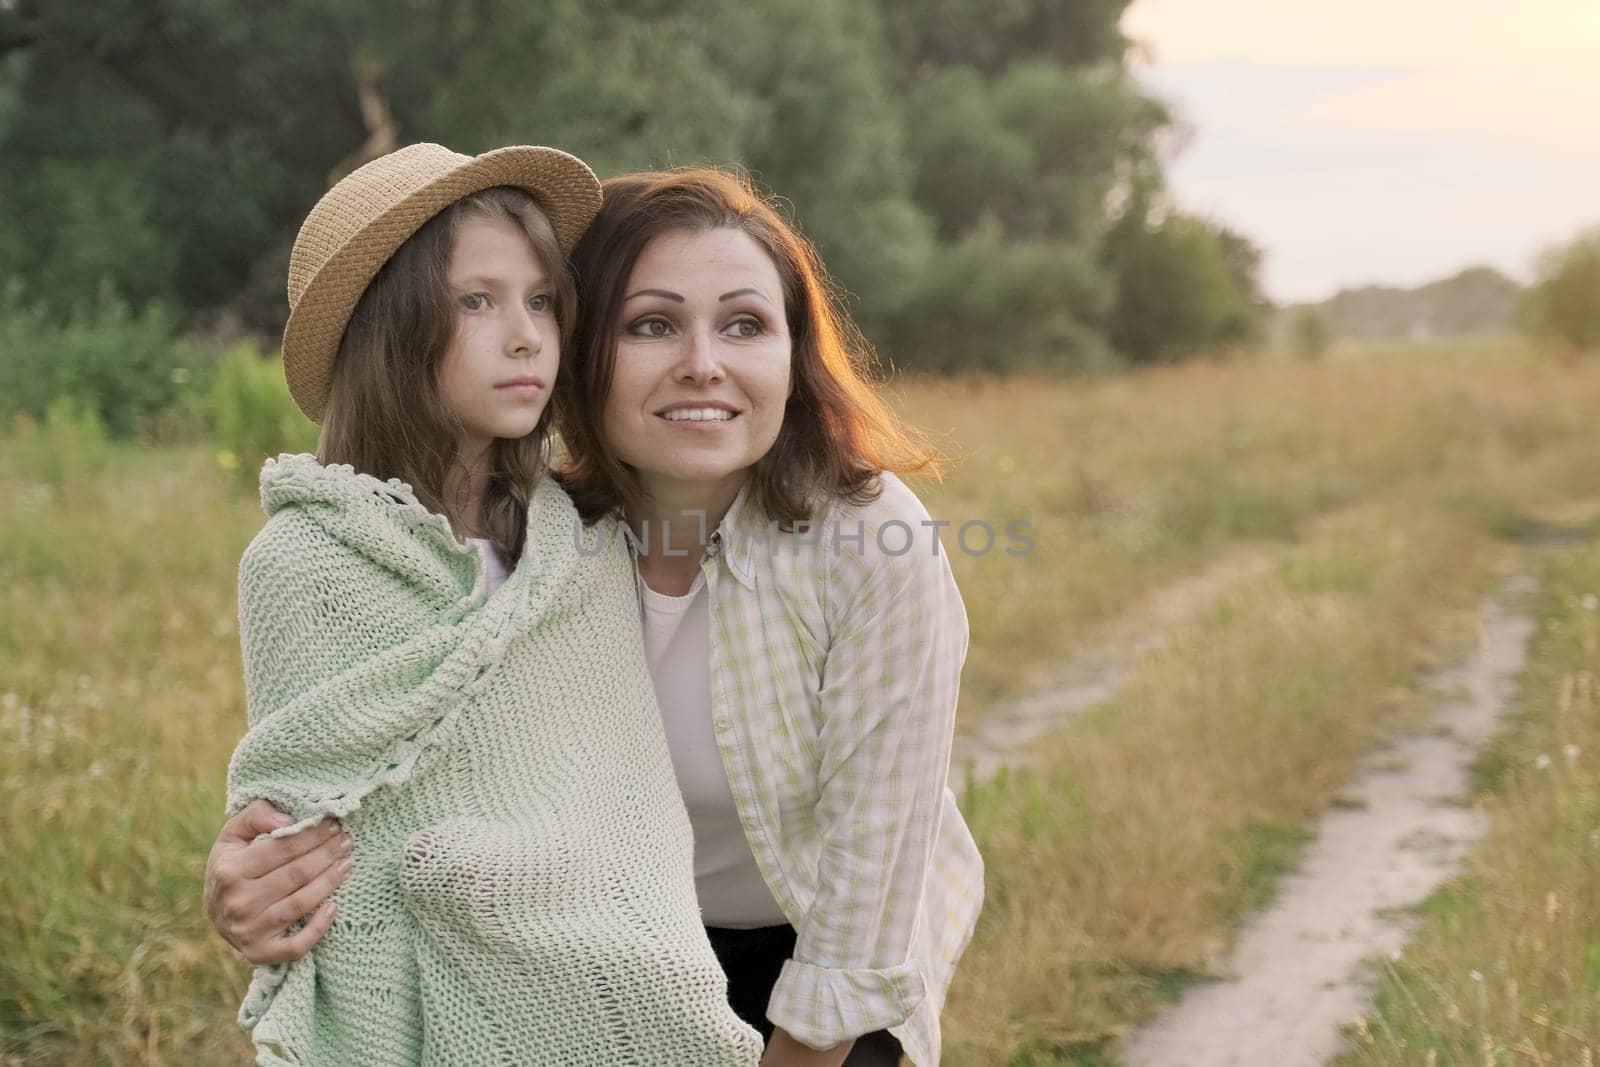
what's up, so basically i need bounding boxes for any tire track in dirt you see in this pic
[953,546,1279,785]
[1119,575,1538,1067]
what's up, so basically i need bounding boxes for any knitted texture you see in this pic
[226,454,762,1066]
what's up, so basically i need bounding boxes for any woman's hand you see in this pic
[203,800,352,964]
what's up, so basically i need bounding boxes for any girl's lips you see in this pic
[496,380,546,398]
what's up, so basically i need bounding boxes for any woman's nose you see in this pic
[674,327,724,383]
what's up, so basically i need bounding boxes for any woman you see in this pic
[209,167,982,1066]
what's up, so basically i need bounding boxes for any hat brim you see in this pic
[282,145,601,423]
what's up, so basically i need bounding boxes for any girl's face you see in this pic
[437,215,559,461]
[602,226,792,505]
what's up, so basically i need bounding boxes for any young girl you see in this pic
[222,143,760,1066]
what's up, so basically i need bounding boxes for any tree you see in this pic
[1521,226,1600,355]
[878,0,1134,83]
[0,0,1242,376]
[1101,199,1267,364]
[884,216,1111,372]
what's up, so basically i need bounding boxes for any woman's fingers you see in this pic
[223,800,295,842]
[206,807,350,960]
[250,850,354,944]
[249,827,351,908]
[246,900,338,966]
[235,816,344,880]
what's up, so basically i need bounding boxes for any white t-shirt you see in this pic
[466,537,509,595]
[637,567,787,929]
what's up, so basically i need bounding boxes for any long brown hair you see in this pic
[318,186,575,565]
[558,168,939,526]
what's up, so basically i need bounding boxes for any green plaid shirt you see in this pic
[660,473,984,1065]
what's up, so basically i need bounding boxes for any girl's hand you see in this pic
[203,800,352,964]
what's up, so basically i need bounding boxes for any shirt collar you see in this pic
[712,479,761,589]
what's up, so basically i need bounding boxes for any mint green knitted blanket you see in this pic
[226,454,761,1066]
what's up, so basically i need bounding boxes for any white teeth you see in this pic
[661,408,734,422]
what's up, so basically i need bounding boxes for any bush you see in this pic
[885,215,1113,373]
[1103,209,1266,364]
[0,283,206,438]
[208,344,318,484]
[1520,226,1600,354]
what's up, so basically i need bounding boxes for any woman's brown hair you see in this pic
[558,168,939,526]
[317,186,574,565]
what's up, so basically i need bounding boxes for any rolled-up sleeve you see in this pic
[764,501,969,1050]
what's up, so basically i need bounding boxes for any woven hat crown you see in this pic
[287,143,468,311]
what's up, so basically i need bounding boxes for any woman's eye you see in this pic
[527,293,553,313]
[627,317,674,339]
[460,292,487,311]
[726,317,762,339]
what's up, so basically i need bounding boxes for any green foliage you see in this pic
[892,37,1187,369]
[1520,226,1600,353]
[208,344,319,484]
[0,0,1260,377]
[879,0,1135,81]
[1103,206,1268,364]
[903,67,1038,240]
[886,217,1112,372]
[0,283,201,438]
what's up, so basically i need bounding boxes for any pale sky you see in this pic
[1121,0,1600,302]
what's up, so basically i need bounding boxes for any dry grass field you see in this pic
[4,342,1600,1064]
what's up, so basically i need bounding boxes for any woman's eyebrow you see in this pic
[624,288,685,302]
[719,287,771,303]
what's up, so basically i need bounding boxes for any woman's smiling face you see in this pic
[602,226,792,504]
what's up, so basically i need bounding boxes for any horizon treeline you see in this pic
[0,0,1269,375]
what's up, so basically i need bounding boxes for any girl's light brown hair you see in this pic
[317,186,574,565]
[558,168,939,526]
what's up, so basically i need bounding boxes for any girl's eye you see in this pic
[627,317,674,339]
[460,292,488,311]
[725,317,763,339]
[527,293,553,313]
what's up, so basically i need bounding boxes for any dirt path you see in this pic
[952,546,1279,785]
[1119,575,1538,1067]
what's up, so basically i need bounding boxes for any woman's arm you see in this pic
[203,800,351,964]
[765,484,970,1051]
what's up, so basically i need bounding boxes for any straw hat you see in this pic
[282,142,602,422]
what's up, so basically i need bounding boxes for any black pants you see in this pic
[706,924,904,1066]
